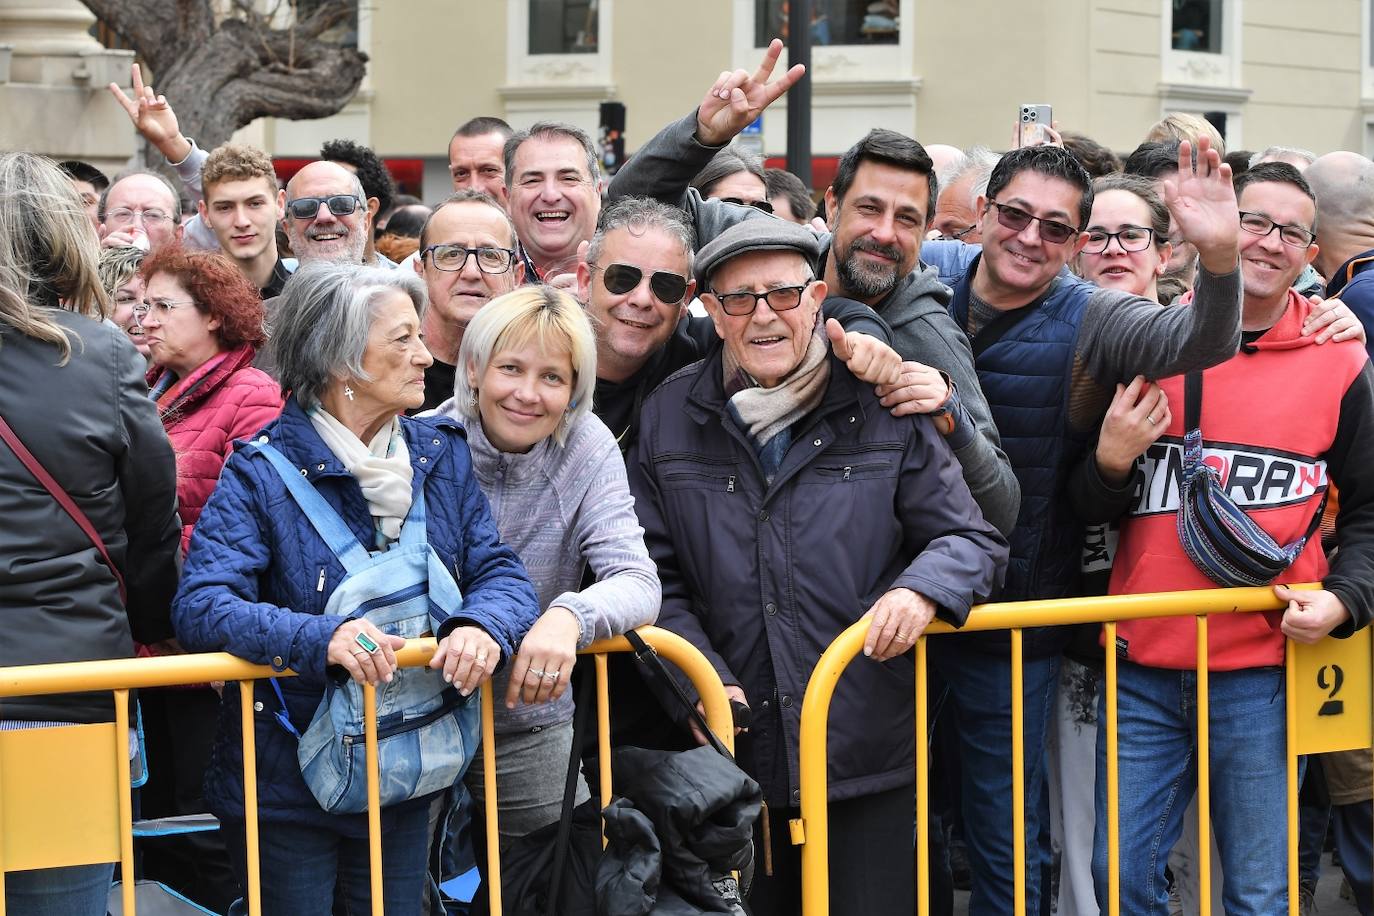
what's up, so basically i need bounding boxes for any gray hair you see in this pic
[272,262,428,410]
[98,169,184,223]
[1250,146,1317,170]
[419,190,518,252]
[503,122,602,190]
[943,146,1000,207]
[586,196,696,274]
[454,285,597,446]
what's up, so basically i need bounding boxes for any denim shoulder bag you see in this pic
[245,441,481,814]
[1176,371,1327,587]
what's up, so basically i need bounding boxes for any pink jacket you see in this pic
[148,344,283,553]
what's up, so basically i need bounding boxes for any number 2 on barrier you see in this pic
[1292,626,1373,755]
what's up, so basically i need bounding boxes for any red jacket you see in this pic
[1111,291,1371,670]
[148,344,283,553]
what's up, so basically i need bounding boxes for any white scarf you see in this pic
[309,408,413,543]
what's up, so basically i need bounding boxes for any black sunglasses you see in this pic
[987,201,1079,245]
[718,197,775,214]
[286,195,363,220]
[596,263,689,304]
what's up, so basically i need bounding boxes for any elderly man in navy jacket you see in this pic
[628,219,1008,916]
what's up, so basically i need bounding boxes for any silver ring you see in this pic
[351,649,369,657]
[527,667,546,678]
[896,631,911,641]
[1147,414,1156,425]
[544,670,559,681]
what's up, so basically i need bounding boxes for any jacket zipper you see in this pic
[316,568,326,592]
[727,475,735,492]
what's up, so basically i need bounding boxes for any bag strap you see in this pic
[545,665,596,916]
[242,441,372,572]
[1185,370,1203,434]
[0,414,127,604]
[625,629,734,760]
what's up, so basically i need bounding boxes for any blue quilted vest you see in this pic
[950,255,1096,608]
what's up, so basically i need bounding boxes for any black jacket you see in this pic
[628,351,1008,806]
[597,746,760,916]
[0,310,180,723]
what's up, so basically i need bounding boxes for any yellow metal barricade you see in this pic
[0,625,732,916]
[795,583,1370,916]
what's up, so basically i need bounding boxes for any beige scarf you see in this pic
[309,408,413,544]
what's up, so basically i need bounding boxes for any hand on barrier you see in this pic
[827,318,902,387]
[505,605,579,708]
[863,587,937,661]
[875,359,951,418]
[695,38,806,147]
[1276,585,1352,645]
[431,625,500,696]
[1303,295,1367,345]
[327,619,405,686]
[694,684,749,746]
[1095,376,1169,485]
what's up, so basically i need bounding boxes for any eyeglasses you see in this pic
[708,281,814,317]
[1083,225,1156,254]
[422,244,515,274]
[132,298,196,321]
[987,201,1079,245]
[1238,211,1315,249]
[718,197,775,214]
[595,263,689,304]
[106,208,173,227]
[285,195,363,220]
[938,224,979,242]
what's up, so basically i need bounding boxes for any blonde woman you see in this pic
[434,285,660,851]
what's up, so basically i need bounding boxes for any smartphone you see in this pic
[1019,103,1053,147]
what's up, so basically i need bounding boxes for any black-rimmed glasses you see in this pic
[285,195,363,220]
[1082,226,1156,254]
[1238,211,1315,249]
[987,201,1080,245]
[594,263,689,304]
[938,224,980,242]
[708,281,814,317]
[422,244,515,274]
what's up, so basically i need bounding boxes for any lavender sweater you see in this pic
[432,403,661,734]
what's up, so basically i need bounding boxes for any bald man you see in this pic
[282,161,370,265]
[1308,151,1374,360]
[924,143,965,183]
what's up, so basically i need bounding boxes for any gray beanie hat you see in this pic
[693,218,821,289]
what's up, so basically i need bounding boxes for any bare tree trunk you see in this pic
[81,0,367,150]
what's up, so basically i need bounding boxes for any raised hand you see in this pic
[1162,137,1240,275]
[108,62,191,163]
[695,38,806,147]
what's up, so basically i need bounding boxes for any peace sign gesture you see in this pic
[108,62,192,163]
[695,38,806,147]
[1163,136,1241,275]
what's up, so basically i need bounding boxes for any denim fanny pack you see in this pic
[1176,371,1326,588]
[247,441,481,814]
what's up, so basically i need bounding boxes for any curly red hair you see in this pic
[139,245,267,349]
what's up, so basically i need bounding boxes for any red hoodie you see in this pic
[1111,290,1369,670]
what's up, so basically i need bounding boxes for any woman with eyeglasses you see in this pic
[98,245,151,361]
[691,145,774,213]
[431,286,659,882]
[133,245,283,911]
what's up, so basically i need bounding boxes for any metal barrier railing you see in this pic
[794,583,1372,916]
[0,625,732,916]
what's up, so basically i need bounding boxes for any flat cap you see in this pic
[693,218,821,289]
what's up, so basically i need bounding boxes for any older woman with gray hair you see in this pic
[173,262,539,916]
[431,284,660,855]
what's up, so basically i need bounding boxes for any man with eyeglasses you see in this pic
[927,146,999,246]
[626,218,1008,916]
[413,191,525,411]
[1096,161,1374,916]
[98,170,183,253]
[281,161,371,265]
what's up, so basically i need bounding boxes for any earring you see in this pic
[344,385,355,402]
[469,388,478,408]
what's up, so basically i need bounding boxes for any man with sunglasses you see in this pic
[1095,161,1374,916]
[281,161,371,265]
[413,191,525,410]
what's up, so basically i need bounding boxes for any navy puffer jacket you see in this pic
[173,397,539,833]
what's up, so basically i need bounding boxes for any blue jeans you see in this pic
[1093,662,1290,916]
[3,863,113,916]
[221,804,432,916]
[929,638,1060,916]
